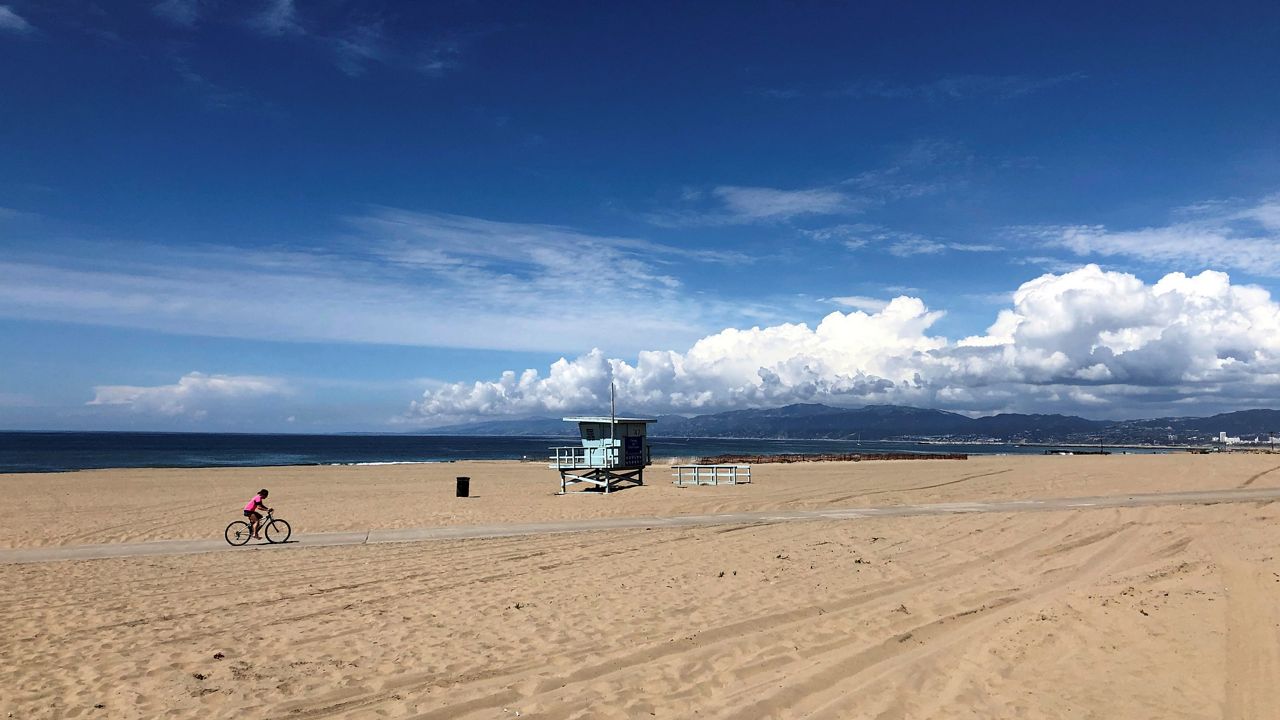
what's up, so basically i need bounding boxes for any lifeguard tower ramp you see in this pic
[550,416,655,494]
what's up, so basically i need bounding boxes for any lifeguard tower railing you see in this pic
[550,441,652,470]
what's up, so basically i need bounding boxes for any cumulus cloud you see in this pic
[1032,195,1280,277]
[411,265,1280,421]
[0,5,32,34]
[89,372,286,418]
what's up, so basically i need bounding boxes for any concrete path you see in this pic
[5,486,1280,565]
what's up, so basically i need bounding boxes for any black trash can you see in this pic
[456,476,470,498]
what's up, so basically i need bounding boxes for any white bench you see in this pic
[671,464,752,486]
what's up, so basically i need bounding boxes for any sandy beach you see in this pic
[4,453,1280,718]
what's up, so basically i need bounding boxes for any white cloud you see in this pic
[89,372,286,418]
[828,295,890,312]
[0,5,32,34]
[712,186,855,221]
[153,0,200,27]
[806,224,1001,257]
[887,236,946,257]
[831,73,1084,101]
[418,38,463,77]
[649,184,864,226]
[411,265,1280,421]
[331,22,384,76]
[250,0,303,36]
[1033,195,1280,277]
[0,208,765,355]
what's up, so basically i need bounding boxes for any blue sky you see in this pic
[3,1,1280,431]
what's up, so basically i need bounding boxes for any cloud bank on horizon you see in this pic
[89,372,287,418]
[411,264,1280,422]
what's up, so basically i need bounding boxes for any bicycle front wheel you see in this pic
[265,518,292,544]
[224,520,252,546]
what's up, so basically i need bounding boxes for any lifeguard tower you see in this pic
[549,415,655,494]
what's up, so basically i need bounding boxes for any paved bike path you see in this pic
[4,485,1280,565]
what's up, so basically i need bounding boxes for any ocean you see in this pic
[0,432,1161,474]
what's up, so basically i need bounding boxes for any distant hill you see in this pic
[970,413,1110,441]
[423,404,1280,444]
[1115,409,1280,439]
[425,416,575,436]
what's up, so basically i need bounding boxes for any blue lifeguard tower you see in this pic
[549,414,655,494]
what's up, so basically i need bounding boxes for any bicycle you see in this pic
[224,510,292,546]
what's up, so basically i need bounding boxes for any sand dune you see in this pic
[3,454,1280,718]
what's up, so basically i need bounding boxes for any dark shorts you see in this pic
[244,509,260,518]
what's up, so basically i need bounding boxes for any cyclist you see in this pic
[243,488,273,539]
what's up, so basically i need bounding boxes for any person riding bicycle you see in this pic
[243,488,273,540]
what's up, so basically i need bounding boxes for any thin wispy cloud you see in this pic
[331,22,385,76]
[152,0,201,28]
[648,184,866,227]
[756,73,1083,102]
[803,224,1001,257]
[886,235,947,257]
[827,295,890,312]
[250,0,303,37]
[748,87,802,100]
[169,49,255,110]
[1026,194,1280,277]
[328,29,467,78]
[829,73,1085,101]
[0,5,33,34]
[418,38,464,77]
[0,208,775,355]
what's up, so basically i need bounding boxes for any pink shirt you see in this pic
[245,494,263,512]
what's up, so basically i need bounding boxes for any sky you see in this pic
[3,1,1280,432]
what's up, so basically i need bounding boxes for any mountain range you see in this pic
[426,404,1280,445]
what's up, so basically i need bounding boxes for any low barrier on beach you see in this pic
[695,452,968,464]
[672,464,752,486]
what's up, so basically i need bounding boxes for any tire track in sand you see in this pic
[717,516,1144,718]
[1213,548,1280,719]
[1239,464,1280,488]
[271,513,1096,719]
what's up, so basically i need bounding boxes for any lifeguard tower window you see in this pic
[550,416,656,494]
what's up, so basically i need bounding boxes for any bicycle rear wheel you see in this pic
[265,518,292,544]
[224,520,252,546]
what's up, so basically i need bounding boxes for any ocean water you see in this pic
[0,432,1156,474]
